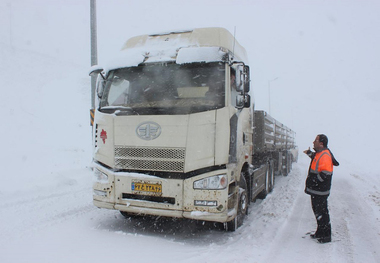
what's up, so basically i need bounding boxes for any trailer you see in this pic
[89,27,297,231]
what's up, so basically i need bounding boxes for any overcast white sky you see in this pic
[1,0,379,171]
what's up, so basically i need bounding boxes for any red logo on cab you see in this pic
[100,129,107,144]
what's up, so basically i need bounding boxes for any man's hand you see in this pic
[303,147,310,154]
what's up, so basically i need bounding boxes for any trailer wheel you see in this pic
[269,161,275,192]
[226,177,248,231]
[282,152,289,176]
[287,154,292,174]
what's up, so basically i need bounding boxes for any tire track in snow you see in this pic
[219,162,310,262]
[0,185,96,241]
[262,169,357,263]
[263,169,380,263]
[0,187,88,209]
[331,175,380,263]
[261,179,333,263]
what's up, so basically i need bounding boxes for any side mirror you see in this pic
[232,63,249,93]
[244,66,250,93]
[244,82,250,93]
[235,64,244,92]
[244,94,251,108]
[96,76,106,98]
[89,65,104,77]
[236,94,244,108]
[89,66,106,98]
[236,94,251,109]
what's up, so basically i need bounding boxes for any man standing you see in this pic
[304,134,339,243]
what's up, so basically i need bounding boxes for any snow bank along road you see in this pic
[0,156,379,263]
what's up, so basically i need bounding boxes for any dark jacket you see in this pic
[305,148,339,196]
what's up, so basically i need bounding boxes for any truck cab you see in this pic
[90,28,252,229]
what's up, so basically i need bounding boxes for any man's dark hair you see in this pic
[318,134,328,148]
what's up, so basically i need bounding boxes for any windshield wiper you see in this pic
[101,106,134,111]
[99,105,138,115]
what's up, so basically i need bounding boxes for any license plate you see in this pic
[132,181,162,193]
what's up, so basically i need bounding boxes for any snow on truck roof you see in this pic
[96,27,248,73]
[123,27,248,62]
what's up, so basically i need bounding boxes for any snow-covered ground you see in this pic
[1,40,380,263]
[1,1,380,262]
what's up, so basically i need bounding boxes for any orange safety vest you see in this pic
[310,150,333,174]
[305,149,334,196]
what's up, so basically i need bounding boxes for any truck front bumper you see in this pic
[94,199,236,223]
[93,164,236,223]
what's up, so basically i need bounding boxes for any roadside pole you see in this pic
[90,0,98,126]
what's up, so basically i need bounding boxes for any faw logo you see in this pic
[136,122,161,140]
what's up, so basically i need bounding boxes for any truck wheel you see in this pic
[258,165,270,199]
[239,187,249,217]
[282,153,289,176]
[287,154,292,174]
[226,178,248,231]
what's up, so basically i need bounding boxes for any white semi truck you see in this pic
[89,27,297,231]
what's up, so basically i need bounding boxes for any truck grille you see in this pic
[114,146,185,172]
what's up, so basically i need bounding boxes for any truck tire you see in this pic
[269,161,275,192]
[287,154,292,174]
[258,164,270,199]
[282,152,289,176]
[226,177,248,231]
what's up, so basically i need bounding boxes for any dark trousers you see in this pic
[311,195,331,238]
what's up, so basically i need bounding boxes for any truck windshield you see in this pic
[98,62,225,115]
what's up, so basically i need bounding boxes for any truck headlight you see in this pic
[94,168,108,183]
[193,174,227,190]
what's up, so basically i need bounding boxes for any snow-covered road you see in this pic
[264,166,380,263]
[1,3,380,259]
[1,157,379,263]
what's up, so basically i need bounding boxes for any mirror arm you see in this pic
[89,66,106,80]
[99,72,106,80]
